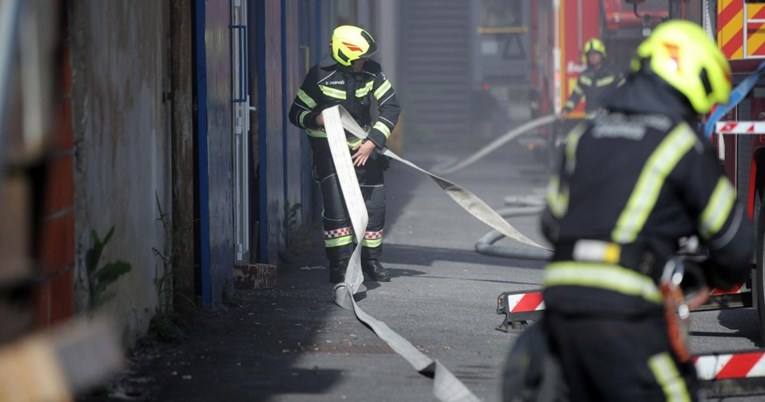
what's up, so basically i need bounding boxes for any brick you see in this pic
[39,214,74,273]
[59,44,72,95]
[34,281,52,329]
[48,268,74,323]
[53,99,74,151]
[42,155,74,215]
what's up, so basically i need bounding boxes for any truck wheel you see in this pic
[754,188,765,345]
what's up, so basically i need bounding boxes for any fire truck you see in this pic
[713,0,765,345]
[529,0,668,120]
[528,0,671,165]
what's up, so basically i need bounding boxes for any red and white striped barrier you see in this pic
[716,121,765,135]
[695,351,765,380]
[497,283,752,332]
[710,283,746,296]
[502,285,746,315]
[504,291,545,313]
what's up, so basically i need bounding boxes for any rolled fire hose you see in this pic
[325,105,554,401]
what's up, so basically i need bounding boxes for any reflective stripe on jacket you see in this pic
[288,58,400,149]
[542,82,752,314]
[563,66,624,114]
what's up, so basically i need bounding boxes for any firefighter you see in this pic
[560,38,624,119]
[288,25,399,284]
[540,20,752,401]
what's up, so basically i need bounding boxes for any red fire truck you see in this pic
[713,0,765,343]
[528,0,670,166]
[529,0,668,121]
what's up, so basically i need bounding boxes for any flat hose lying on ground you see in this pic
[475,195,552,261]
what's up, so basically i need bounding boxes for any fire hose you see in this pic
[432,114,560,261]
[324,106,556,401]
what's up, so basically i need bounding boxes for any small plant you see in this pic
[281,200,302,246]
[149,195,193,342]
[85,226,132,310]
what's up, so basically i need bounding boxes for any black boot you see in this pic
[362,259,391,282]
[329,259,348,284]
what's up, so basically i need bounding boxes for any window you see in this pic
[480,0,521,28]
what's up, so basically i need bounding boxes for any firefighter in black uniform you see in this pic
[541,21,752,401]
[288,25,399,284]
[561,38,624,119]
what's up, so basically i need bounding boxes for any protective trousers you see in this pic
[310,138,385,265]
[545,311,698,402]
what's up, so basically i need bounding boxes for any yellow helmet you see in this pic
[331,25,377,66]
[583,38,606,57]
[630,20,731,114]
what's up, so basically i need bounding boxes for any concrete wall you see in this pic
[70,0,171,344]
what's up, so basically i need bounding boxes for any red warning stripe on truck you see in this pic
[695,351,765,380]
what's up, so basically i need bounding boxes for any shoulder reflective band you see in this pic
[612,125,697,244]
[333,105,546,249]
[323,106,481,402]
[705,60,765,140]
[374,79,392,100]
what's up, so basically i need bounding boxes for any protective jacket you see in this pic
[542,72,753,316]
[288,57,399,264]
[563,65,624,114]
[288,57,399,149]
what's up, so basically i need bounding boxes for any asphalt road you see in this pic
[80,125,765,402]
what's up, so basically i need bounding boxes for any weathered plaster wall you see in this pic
[71,0,171,344]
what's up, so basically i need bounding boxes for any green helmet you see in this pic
[631,20,731,114]
[331,25,377,67]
